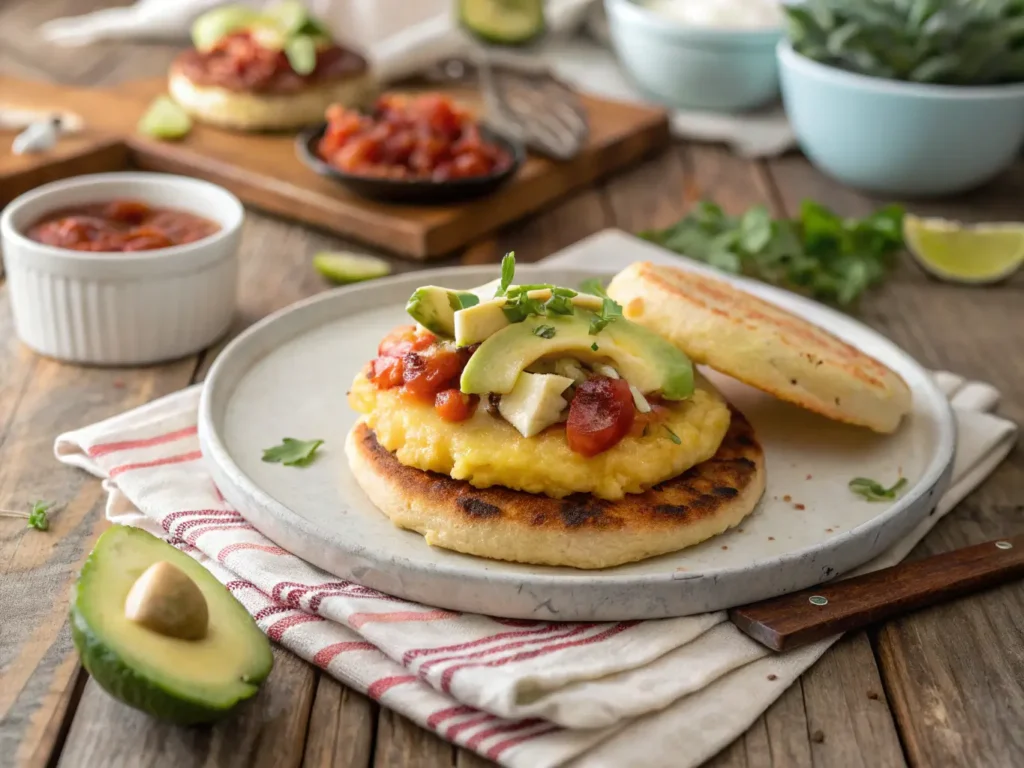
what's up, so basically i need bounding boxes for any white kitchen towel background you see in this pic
[55,253,1017,767]
[37,0,796,157]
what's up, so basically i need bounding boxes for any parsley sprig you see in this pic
[0,500,56,531]
[849,476,907,502]
[640,200,904,306]
[262,438,324,467]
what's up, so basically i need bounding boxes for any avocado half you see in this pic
[70,526,273,724]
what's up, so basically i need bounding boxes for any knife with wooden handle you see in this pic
[729,534,1024,652]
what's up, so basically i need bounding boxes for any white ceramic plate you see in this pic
[199,231,955,620]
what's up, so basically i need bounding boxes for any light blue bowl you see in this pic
[604,0,782,112]
[778,41,1024,196]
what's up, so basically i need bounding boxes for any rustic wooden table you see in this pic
[2,2,1023,767]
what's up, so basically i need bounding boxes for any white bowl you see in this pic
[0,173,243,365]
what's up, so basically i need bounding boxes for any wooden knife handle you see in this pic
[729,534,1024,652]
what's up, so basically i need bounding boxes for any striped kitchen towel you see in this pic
[54,370,1015,768]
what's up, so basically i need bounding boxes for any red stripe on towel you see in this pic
[109,450,203,478]
[466,719,544,751]
[313,641,377,668]
[217,542,289,561]
[350,610,457,629]
[88,426,198,457]
[366,675,417,700]
[426,705,476,730]
[267,613,324,641]
[486,725,561,760]
[402,623,564,666]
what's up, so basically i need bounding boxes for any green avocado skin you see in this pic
[69,527,272,725]
[70,604,255,725]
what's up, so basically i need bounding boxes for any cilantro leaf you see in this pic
[640,199,904,306]
[591,342,599,351]
[533,325,556,339]
[27,500,53,531]
[664,426,682,444]
[449,292,479,311]
[496,252,516,297]
[501,287,546,323]
[849,476,907,502]
[545,292,574,315]
[262,438,324,467]
[588,297,623,335]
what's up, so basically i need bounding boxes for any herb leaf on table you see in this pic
[849,476,908,502]
[639,200,904,306]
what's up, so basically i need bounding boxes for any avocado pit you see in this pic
[124,560,209,641]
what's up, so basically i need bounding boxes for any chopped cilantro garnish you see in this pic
[27,501,52,531]
[496,253,516,296]
[849,476,907,502]
[502,287,547,323]
[545,292,574,315]
[664,426,682,444]
[588,297,623,335]
[452,292,479,310]
[591,342,599,351]
[262,438,324,467]
[533,325,556,339]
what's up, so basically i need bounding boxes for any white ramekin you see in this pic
[0,172,243,365]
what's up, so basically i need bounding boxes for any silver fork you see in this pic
[429,55,589,161]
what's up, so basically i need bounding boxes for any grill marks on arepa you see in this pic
[607,262,912,433]
[345,408,766,569]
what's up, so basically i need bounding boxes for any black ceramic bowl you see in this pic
[296,123,525,205]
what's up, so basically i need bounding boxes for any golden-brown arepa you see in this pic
[607,262,912,433]
[345,407,766,569]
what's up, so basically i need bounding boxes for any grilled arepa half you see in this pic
[607,262,912,433]
[346,408,765,569]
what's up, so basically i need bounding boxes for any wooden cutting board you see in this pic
[0,75,670,259]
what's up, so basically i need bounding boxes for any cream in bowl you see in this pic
[0,172,243,365]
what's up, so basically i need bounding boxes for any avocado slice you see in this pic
[460,312,694,400]
[405,286,480,337]
[191,4,261,51]
[70,526,273,724]
[453,290,604,347]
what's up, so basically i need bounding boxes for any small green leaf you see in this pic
[27,501,53,531]
[285,34,317,75]
[496,253,516,297]
[533,325,556,339]
[591,342,599,351]
[739,206,772,253]
[849,476,907,502]
[664,426,682,445]
[262,438,324,467]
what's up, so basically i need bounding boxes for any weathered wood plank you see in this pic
[58,645,315,768]
[302,675,377,768]
[374,709,454,768]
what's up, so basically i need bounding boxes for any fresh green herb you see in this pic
[0,500,56,531]
[786,0,1024,86]
[664,426,682,445]
[640,200,905,306]
[591,342,599,351]
[496,252,516,296]
[589,297,623,335]
[262,438,324,467]
[501,286,547,323]
[27,501,52,531]
[545,292,575,315]
[849,476,908,502]
[579,278,610,298]
[533,325,557,339]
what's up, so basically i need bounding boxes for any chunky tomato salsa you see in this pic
[27,200,220,252]
[318,93,514,181]
[366,324,669,455]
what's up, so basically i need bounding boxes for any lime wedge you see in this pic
[904,214,1024,284]
[264,0,310,36]
[459,0,545,46]
[313,252,391,284]
[191,4,260,51]
[137,96,192,141]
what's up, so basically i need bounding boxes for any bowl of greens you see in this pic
[779,0,1024,196]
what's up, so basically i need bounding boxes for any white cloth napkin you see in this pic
[54,257,1016,768]
[36,0,796,157]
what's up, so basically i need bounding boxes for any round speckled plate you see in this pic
[198,231,955,620]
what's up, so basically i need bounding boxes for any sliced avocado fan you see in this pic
[70,526,273,724]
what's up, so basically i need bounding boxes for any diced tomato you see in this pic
[377,325,435,358]
[434,389,477,422]
[368,356,404,389]
[104,200,151,225]
[566,377,636,457]
[401,348,467,400]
